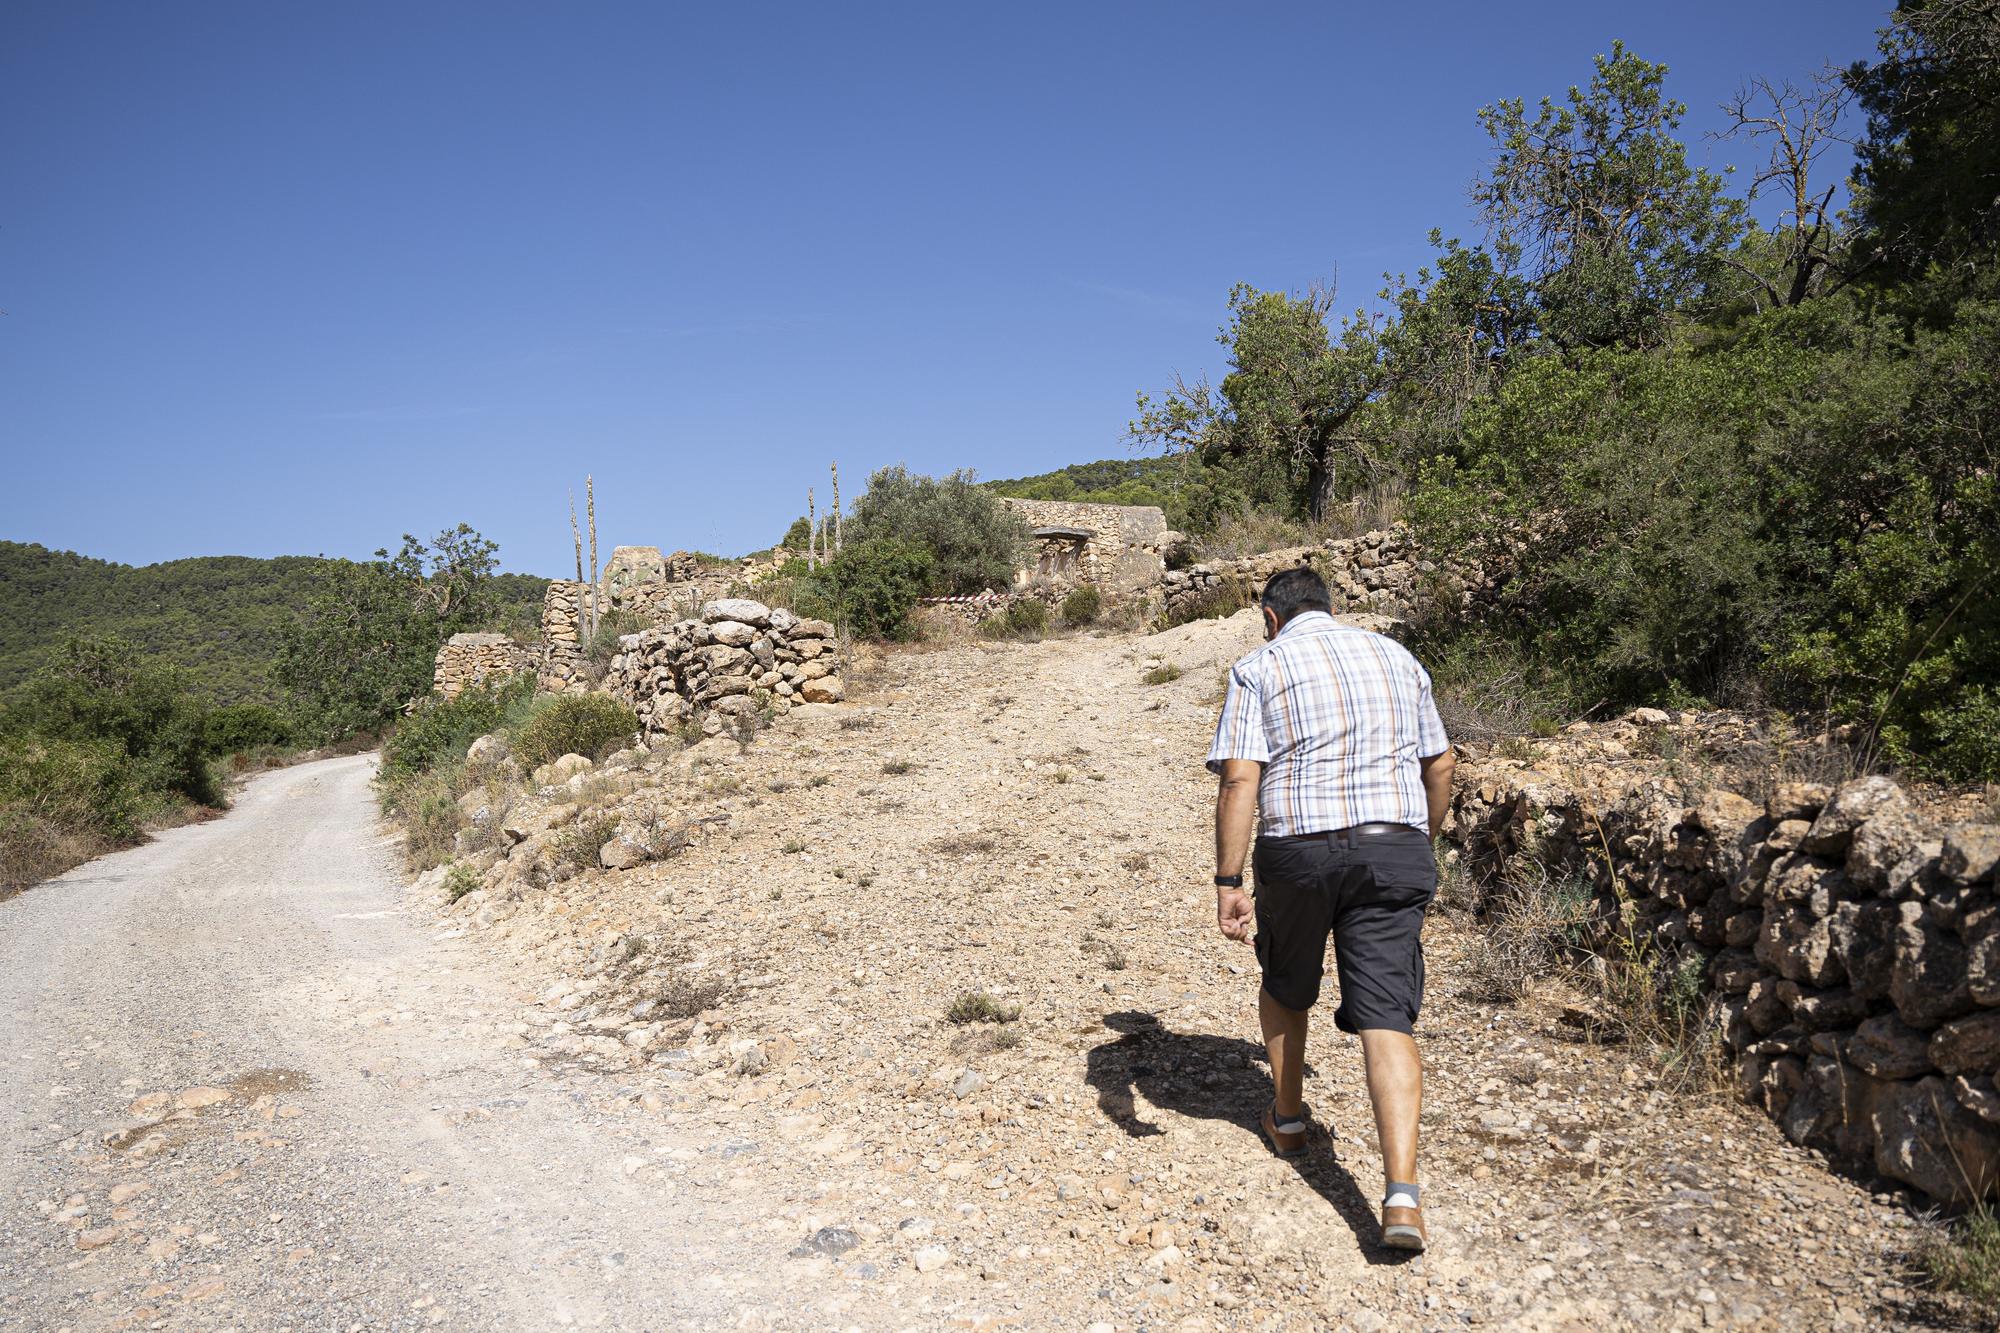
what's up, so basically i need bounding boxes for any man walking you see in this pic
[1207,566,1454,1252]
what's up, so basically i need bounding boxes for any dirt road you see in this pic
[0,619,1951,1331]
[0,755,784,1331]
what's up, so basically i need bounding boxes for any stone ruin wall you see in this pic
[601,597,843,742]
[1451,747,2000,1206]
[997,497,1172,596]
[432,632,538,700]
[1161,524,1500,626]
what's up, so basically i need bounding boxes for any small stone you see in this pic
[76,1226,121,1251]
[175,1087,230,1110]
[913,1244,950,1273]
[599,839,647,871]
[791,1226,859,1258]
[952,1070,986,1099]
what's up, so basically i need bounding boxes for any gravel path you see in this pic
[0,755,784,1331]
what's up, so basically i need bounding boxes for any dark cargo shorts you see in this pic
[1250,824,1438,1034]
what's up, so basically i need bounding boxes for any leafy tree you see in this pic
[276,524,503,742]
[847,467,1024,595]
[1129,284,1400,519]
[1848,0,2000,284]
[1473,42,1746,350]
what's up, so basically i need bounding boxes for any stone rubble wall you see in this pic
[538,580,591,692]
[1450,742,2000,1205]
[432,633,538,700]
[1161,524,1496,625]
[539,559,744,694]
[601,597,843,741]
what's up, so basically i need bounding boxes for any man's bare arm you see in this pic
[1419,749,1455,840]
[1214,759,1261,941]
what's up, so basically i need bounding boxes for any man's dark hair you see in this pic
[1260,566,1333,625]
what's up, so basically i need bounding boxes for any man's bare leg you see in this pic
[1259,987,1309,1117]
[1358,1028,1422,1184]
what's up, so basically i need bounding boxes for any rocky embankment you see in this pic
[1451,713,2000,1204]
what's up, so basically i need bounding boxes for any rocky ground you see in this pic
[416,609,1982,1331]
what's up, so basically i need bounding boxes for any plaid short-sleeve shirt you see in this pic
[1206,611,1449,836]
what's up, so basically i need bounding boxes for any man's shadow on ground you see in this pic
[1083,1009,1416,1265]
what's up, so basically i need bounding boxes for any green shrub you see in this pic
[442,862,481,902]
[392,767,464,871]
[2,637,219,808]
[848,466,1026,596]
[1142,663,1183,685]
[792,538,937,640]
[202,702,294,755]
[380,674,534,785]
[585,610,647,675]
[509,693,638,773]
[981,598,1049,641]
[0,734,142,844]
[1921,1202,2000,1314]
[552,811,621,873]
[945,990,1021,1024]
[1059,586,1102,625]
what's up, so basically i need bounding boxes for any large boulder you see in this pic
[1847,810,1932,894]
[1966,906,2000,1006]
[800,676,845,704]
[1873,1076,2000,1204]
[1782,1054,1886,1162]
[1942,825,2000,884]
[1845,1013,1936,1080]
[701,598,772,627]
[532,753,594,787]
[707,620,761,648]
[1831,899,1899,1002]
[1890,902,1974,1029]
[1756,902,1844,987]
[1802,777,1910,855]
[1931,1011,2000,1077]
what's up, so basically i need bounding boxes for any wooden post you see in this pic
[586,474,600,644]
[569,489,584,584]
[830,462,843,556]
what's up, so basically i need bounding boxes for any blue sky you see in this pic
[2,1,1891,575]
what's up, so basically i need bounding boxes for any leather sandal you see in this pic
[1381,1196,1427,1252]
[1259,1101,1309,1158]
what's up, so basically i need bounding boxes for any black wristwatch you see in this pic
[1214,874,1244,889]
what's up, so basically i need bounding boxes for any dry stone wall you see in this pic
[432,633,537,700]
[1449,729,2000,1205]
[601,598,843,741]
[1162,525,1494,625]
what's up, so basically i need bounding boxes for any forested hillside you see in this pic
[0,541,547,704]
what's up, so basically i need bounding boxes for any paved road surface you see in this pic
[0,755,771,1331]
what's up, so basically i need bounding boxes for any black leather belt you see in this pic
[1324,822,1417,846]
